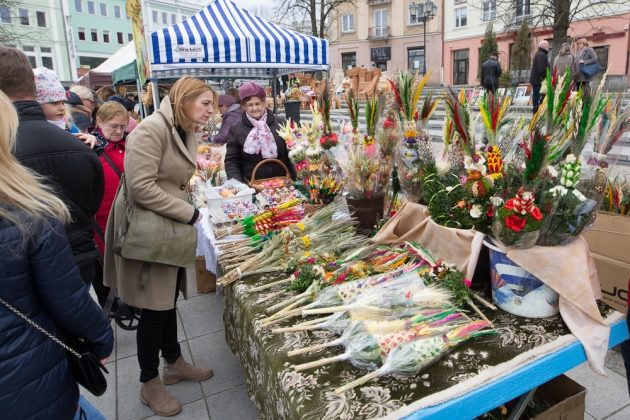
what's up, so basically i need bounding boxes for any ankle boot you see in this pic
[163,356,214,385]
[139,376,182,417]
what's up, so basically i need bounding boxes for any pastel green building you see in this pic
[0,0,76,81]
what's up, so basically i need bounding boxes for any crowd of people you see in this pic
[0,45,296,419]
[479,37,601,115]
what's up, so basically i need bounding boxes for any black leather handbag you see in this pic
[0,297,109,396]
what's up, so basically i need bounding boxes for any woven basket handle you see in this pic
[250,158,290,184]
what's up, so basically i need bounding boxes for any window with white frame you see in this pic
[454,7,467,27]
[171,14,176,24]
[18,8,29,25]
[128,33,133,42]
[40,47,53,70]
[91,29,98,41]
[341,14,354,33]
[87,1,95,15]
[78,27,86,40]
[36,11,46,27]
[0,6,11,23]
[152,10,158,23]
[408,47,425,71]
[75,0,82,13]
[117,32,123,44]
[162,12,167,24]
[515,0,530,18]
[100,3,106,16]
[408,3,426,25]
[374,9,388,37]
[103,30,109,43]
[22,45,36,67]
[482,1,496,22]
[114,5,121,18]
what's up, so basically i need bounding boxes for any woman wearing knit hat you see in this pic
[33,67,97,148]
[224,81,295,182]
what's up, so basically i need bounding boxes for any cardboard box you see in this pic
[584,212,630,312]
[590,253,629,313]
[195,257,216,294]
[583,212,630,265]
[533,374,586,420]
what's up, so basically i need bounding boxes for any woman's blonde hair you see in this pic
[0,90,70,234]
[96,101,129,125]
[96,86,116,102]
[70,84,94,101]
[577,38,589,47]
[169,77,217,130]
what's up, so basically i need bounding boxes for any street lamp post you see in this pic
[411,0,438,75]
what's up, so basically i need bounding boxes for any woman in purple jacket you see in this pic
[212,94,243,144]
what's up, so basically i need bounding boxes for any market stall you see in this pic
[201,68,630,419]
[77,42,137,88]
[148,0,329,110]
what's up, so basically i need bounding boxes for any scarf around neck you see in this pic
[243,110,277,159]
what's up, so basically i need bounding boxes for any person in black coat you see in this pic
[480,52,502,94]
[529,40,550,115]
[225,82,296,183]
[0,46,104,287]
[0,89,114,419]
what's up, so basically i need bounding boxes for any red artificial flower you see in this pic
[463,278,472,288]
[530,206,543,221]
[504,199,516,211]
[306,257,315,264]
[414,110,419,121]
[486,205,495,218]
[505,214,527,232]
[383,117,396,129]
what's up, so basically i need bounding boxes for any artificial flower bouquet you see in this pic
[602,176,630,215]
[492,187,544,248]
[389,71,439,203]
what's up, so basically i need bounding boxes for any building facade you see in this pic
[70,0,203,70]
[442,0,630,87]
[0,0,76,80]
[328,0,444,85]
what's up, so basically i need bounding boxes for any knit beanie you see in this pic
[33,67,67,104]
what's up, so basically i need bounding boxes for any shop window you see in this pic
[453,49,469,85]
[408,47,424,72]
[593,46,609,71]
[341,52,357,70]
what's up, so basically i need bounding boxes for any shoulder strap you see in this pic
[0,296,82,358]
[101,152,122,178]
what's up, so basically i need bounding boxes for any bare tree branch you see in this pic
[274,0,355,38]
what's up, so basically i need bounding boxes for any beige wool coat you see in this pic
[103,96,197,311]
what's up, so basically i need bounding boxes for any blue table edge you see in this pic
[402,317,629,420]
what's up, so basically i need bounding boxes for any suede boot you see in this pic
[140,376,182,417]
[163,356,214,385]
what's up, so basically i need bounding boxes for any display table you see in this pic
[196,207,248,275]
[223,274,628,420]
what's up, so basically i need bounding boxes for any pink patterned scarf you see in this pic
[243,110,277,158]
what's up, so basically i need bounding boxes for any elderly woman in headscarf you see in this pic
[224,82,295,182]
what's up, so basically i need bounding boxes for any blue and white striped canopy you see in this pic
[150,0,329,79]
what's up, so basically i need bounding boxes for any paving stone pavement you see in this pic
[85,281,629,419]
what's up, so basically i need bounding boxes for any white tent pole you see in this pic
[271,69,278,114]
[151,79,160,110]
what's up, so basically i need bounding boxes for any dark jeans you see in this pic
[621,308,630,395]
[532,84,542,115]
[137,269,183,383]
[483,85,496,95]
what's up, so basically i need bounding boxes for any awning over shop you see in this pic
[77,42,137,87]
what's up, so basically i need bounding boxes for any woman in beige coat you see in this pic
[104,77,216,417]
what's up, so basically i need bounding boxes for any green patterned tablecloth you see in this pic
[223,275,614,419]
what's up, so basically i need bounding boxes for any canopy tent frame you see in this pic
[147,0,329,113]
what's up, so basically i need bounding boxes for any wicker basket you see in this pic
[304,202,325,215]
[249,159,292,192]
